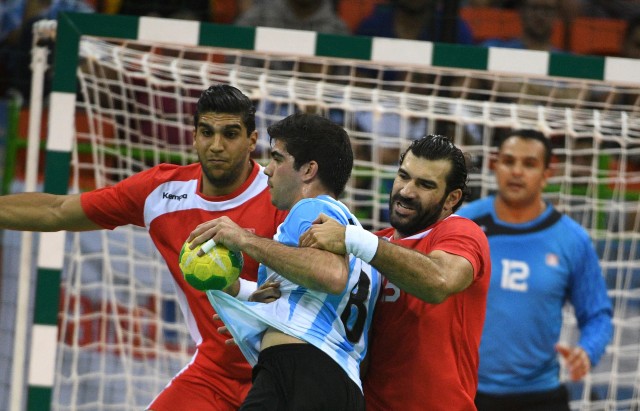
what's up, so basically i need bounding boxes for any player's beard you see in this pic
[389,191,447,237]
[199,154,247,190]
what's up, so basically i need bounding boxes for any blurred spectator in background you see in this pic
[482,0,560,51]
[622,14,640,58]
[235,0,349,35]
[355,0,474,44]
[0,0,23,97]
[0,0,25,44]
[580,0,640,19]
[112,0,210,21]
[0,0,94,101]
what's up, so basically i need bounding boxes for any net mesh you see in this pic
[49,35,640,410]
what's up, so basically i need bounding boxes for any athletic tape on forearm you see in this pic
[345,225,379,263]
[236,278,258,301]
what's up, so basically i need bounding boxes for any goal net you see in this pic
[19,12,640,411]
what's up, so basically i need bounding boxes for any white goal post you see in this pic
[7,11,640,411]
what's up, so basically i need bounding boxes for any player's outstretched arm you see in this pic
[0,192,100,232]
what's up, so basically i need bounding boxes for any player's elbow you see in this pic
[324,266,349,294]
[326,273,347,294]
[428,292,450,304]
[314,253,349,294]
[421,288,450,304]
[425,268,474,304]
[417,276,454,304]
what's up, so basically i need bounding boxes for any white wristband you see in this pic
[235,278,258,301]
[345,225,379,264]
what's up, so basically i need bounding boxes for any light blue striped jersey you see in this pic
[208,195,381,390]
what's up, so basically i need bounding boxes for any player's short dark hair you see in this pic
[500,129,553,168]
[401,135,468,212]
[267,113,353,198]
[194,84,256,134]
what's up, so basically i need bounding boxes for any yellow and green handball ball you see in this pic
[178,239,243,291]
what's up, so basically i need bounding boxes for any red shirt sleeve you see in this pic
[80,164,191,229]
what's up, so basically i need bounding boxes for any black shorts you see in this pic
[239,343,364,411]
[475,385,570,411]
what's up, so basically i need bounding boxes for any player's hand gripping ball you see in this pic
[179,239,243,291]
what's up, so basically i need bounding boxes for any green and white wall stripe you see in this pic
[30,11,640,410]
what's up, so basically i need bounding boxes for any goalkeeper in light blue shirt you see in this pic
[457,129,613,411]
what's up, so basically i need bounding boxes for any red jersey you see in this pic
[364,215,491,411]
[81,160,287,409]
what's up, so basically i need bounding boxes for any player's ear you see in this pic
[445,188,463,211]
[302,160,319,182]
[540,166,553,189]
[248,129,258,151]
[489,153,498,171]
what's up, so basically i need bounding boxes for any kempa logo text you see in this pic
[163,192,187,201]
